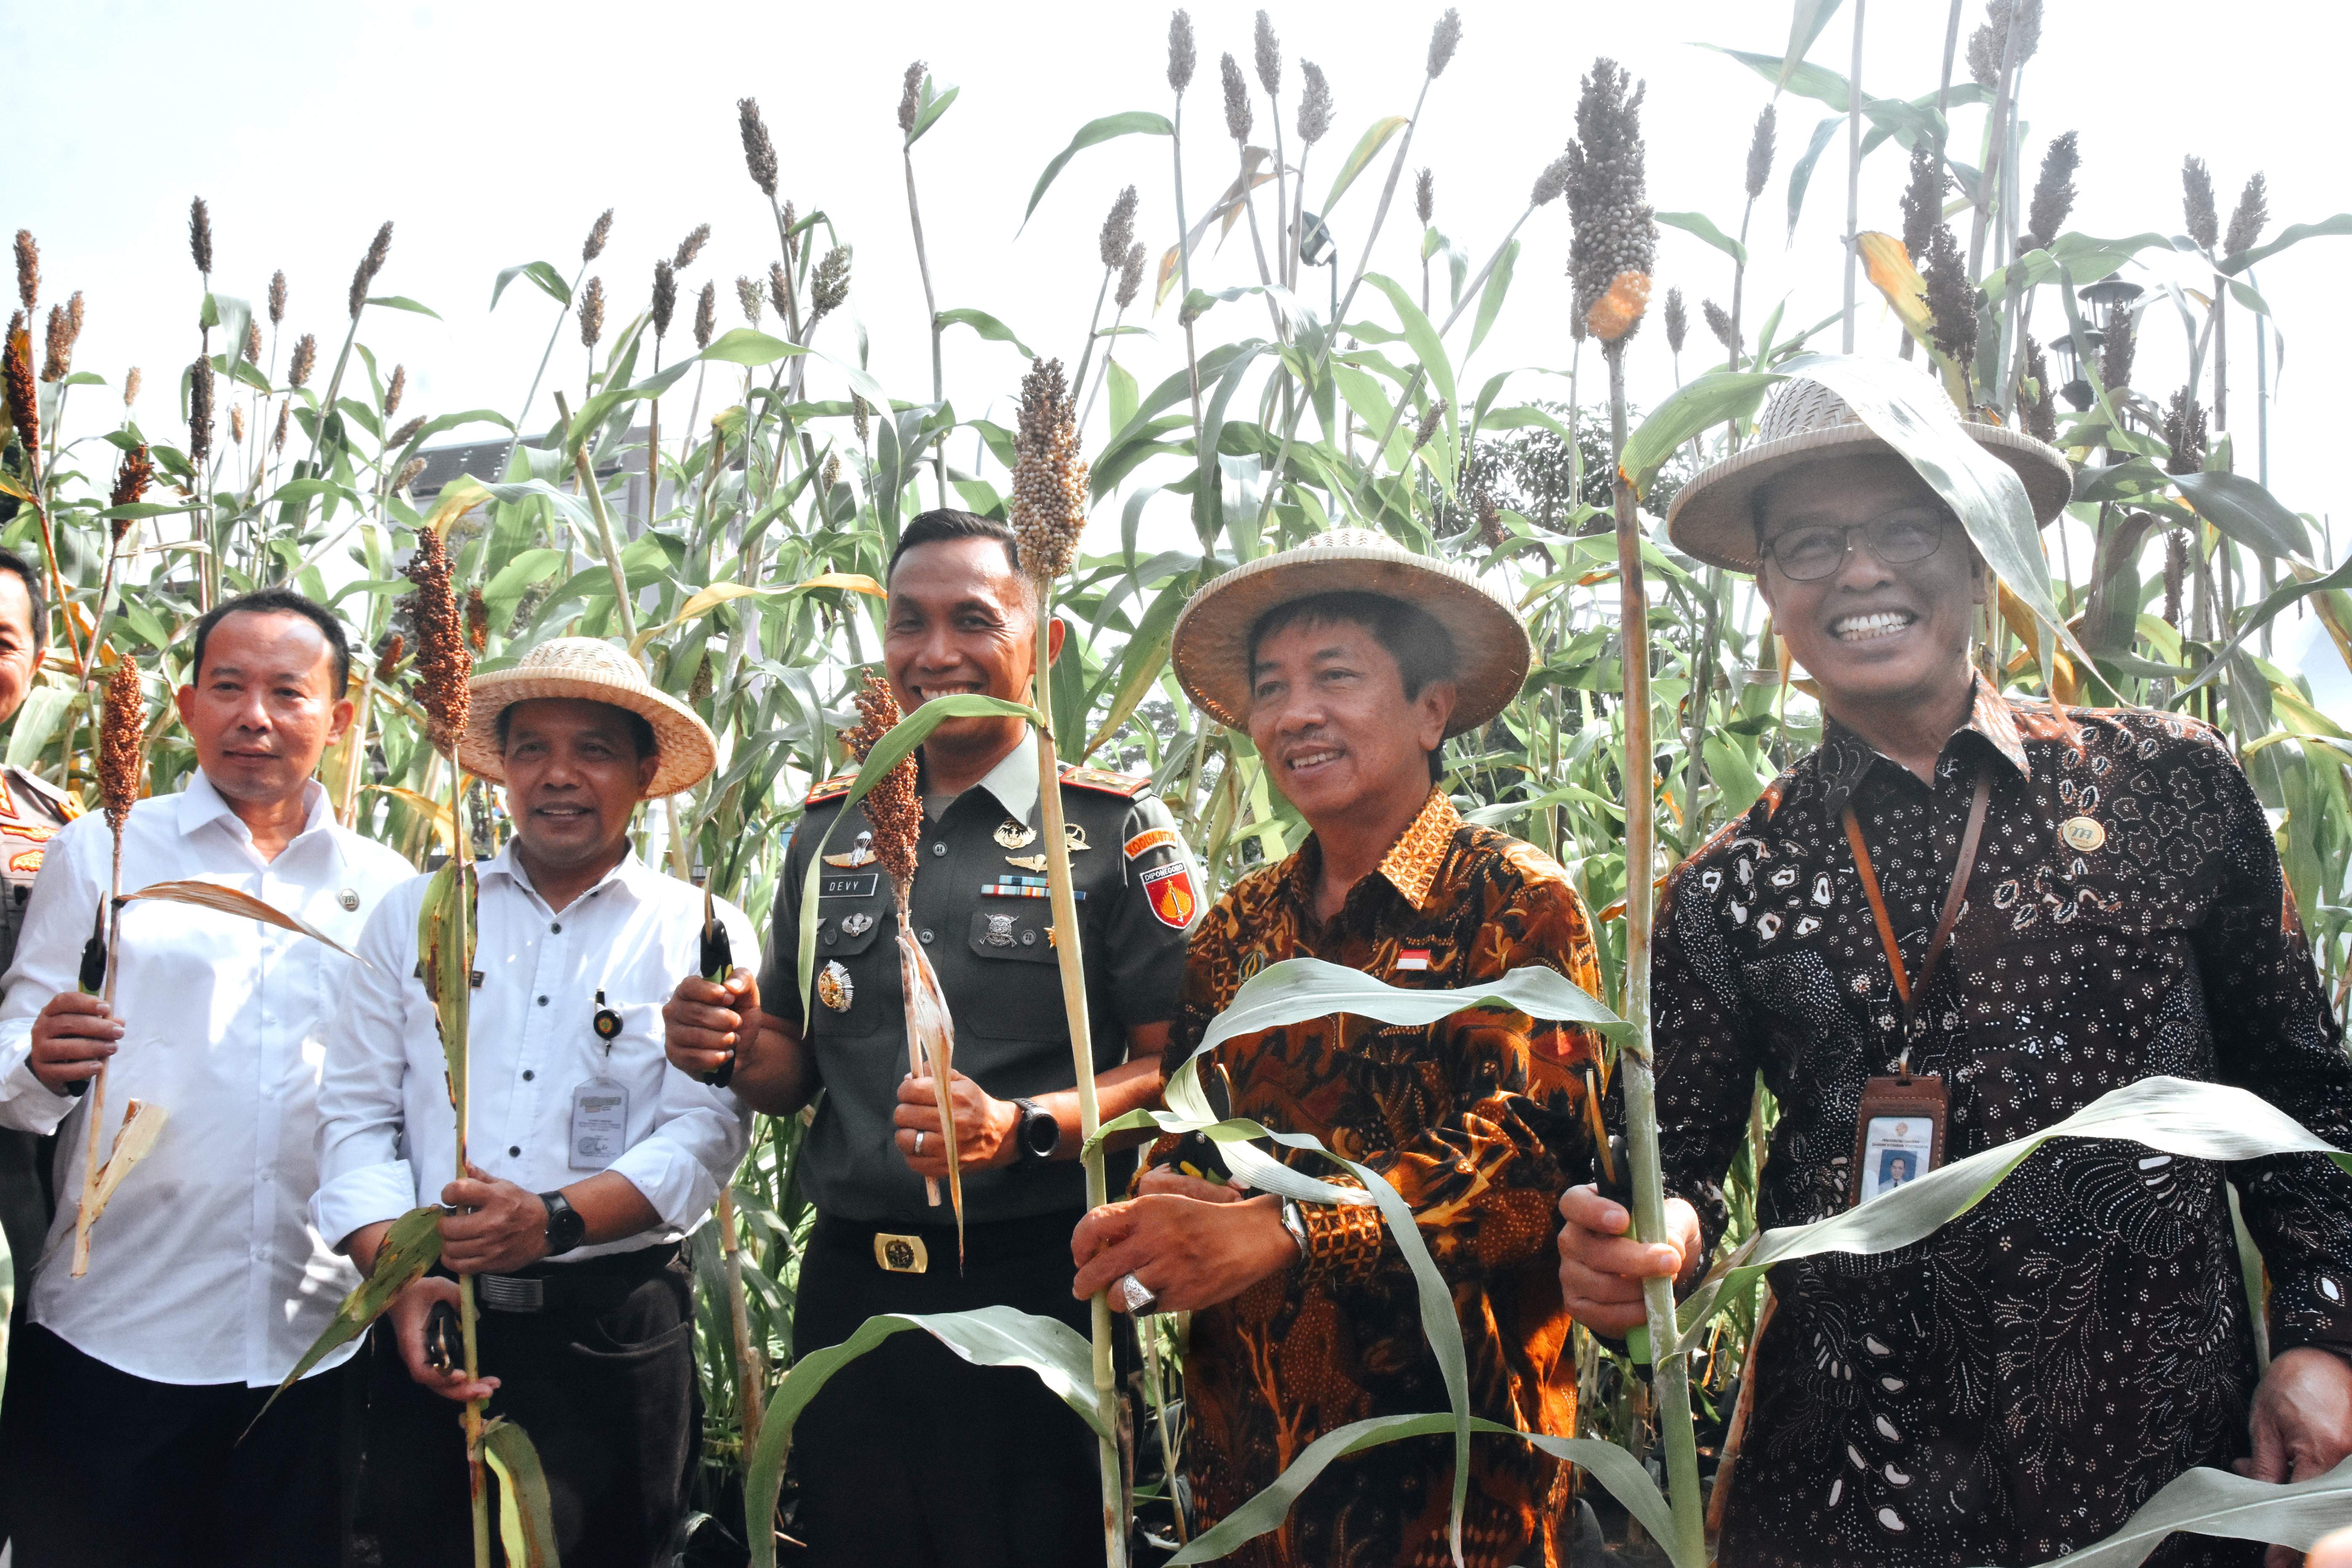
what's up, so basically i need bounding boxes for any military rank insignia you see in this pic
[817,960,855,1013]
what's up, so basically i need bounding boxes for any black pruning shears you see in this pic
[66,899,106,1098]
[700,884,735,1089]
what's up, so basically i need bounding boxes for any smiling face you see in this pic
[1245,614,1454,832]
[173,609,353,809]
[883,535,1060,757]
[499,698,659,876]
[0,570,39,726]
[1754,452,1986,715]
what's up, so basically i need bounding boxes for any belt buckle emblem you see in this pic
[873,1233,930,1273]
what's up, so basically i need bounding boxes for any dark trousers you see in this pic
[349,1244,697,1568]
[789,1210,1103,1568]
[0,1323,351,1568]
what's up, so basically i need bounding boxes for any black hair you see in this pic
[887,509,1024,587]
[1247,590,1460,782]
[495,699,658,761]
[189,588,353,697]
[0,549,47,653]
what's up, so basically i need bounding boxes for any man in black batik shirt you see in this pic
[1556,373,2352,1568]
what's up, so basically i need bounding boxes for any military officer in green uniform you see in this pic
[664,509,1198,1568]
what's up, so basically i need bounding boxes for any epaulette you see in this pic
[803,773,860,806]
[8,766,83,819]
[1058,763,1153,798]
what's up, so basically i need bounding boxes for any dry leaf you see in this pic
[66,1098,168,1277]
[124,880,354,957]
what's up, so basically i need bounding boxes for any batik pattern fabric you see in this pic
[1150,788,1603,1568]
[1651,681,2352,1568]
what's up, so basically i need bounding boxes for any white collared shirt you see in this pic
[312,847,755,1263]
[0,773,415,1387]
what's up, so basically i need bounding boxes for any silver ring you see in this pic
[1116,1273,1159,1315]
[914,1130,926,1157]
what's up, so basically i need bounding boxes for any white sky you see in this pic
[8,0,2349,675]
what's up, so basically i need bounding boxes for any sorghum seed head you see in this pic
[1901,144,1946,263]
[1253,10,1281,96]
[11,231,34,312]
[1415,168,1435,227]
[652,259,678,339]
[100,657,143,833]
[579,277,605,349]
[466,587,488,652]
[40,303,70,382]
[1116,242,1146,310]
[349,220,393,321]
[845,669,922,891]
[2226,172,2269,258]
[583,208,613,264]
[2021,131,2079,254]
[268,269,287,325]
[1703,298,1735,352]
[1531,150,1572,208]
[1746,103,1777,203]
[1664,287,1688,355]
[376,633,405,682]
[1411,397,1448,452]
[109,443,153,512]
[1426,8,1463,78]
[124,366,141,407]
[1564,58,1656,341]
[385,363,405,419]
[1010,357,1088,582]
[229,405,245,443]
[853,393,871,444]
[390,414,427,449]
[403,524,471,756]
[2182,156,2219,251]
[694,281,716,350]
[1099,185,1139,272]
[736,275,763,327]
[243,320,263,366]
[737,98,779,198]
[1220,53,1252,142]
[898,61,926,135]
[769,261,791,322]
[1,318,34,453]
[271,397,288,449]
[673,223,710,271]
[2163,389,2208,477]
[289,333,317,389]
[1297,61,1333,145]
[187,354,214,468]
[2020,336,2057,444]
[1168,10,1196,94]
[2101,303,2137,390]
[1923,222,1978,369]
[811,246,852,318]
[189,197,214,276]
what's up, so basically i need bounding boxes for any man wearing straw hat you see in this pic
[1072,529,1606,1568]
[1557,376,2352,1567]
[316,637,755,1568]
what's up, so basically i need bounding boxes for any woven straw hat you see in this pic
[1666,374,2074,573]
[1170,528,1532,739]
[459,637,718,798]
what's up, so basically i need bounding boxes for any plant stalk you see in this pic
[70,837,123,1277]
[718,1181,765,1457]
[1029,584,1125,1568]
[901,143,947,509]
[1607,339,1704,1568]
[1841,0,1866,353]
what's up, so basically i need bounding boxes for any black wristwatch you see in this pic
[1011,1098,1061,1164]
[540,1189,587,1257]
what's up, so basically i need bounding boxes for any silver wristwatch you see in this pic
[1279,1196,1310,1257]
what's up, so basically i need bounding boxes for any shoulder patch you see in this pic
[1059,763,1152,798]
[803,773,860,806]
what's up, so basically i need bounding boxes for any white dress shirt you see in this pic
[0,773,415,1387]
[313,846,755,1262]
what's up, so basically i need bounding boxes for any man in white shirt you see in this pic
[0,589,413,1568]
[315,637,752,1568]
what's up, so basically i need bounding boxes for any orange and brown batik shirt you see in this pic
[1148,787,1603,1568]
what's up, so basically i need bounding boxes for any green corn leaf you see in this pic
[418,859,478,1108]
[483,1419,563,1567]
[1778,0,1845,90]
[246,1204,442,1436]
[1020,111,1174,229]
[490,261,569,312]
[1620,371,1781,498]
[1166,1413,1684,1568]
[1655,211,1748,267]
[744,1307,1104,1568]
[794,695,1042,1019]
[364,295,442,320]
[2172,469,2314,561]
[1325,116,1412,217]
[936,307,1033,360]
[1675,1076,2352,1356]
[2219,212,2352,277]
[1976,1456,2352,1568]
[1465,238,1519,362]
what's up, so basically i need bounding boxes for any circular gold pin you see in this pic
[2061,815,2106,852]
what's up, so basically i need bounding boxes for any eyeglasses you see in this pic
[1760,515,1951,582]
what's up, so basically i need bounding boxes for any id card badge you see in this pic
[569,1077,630,1170]
[1851,1072,1947,1207]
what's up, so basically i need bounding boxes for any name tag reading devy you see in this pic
[570,1078,630,1170]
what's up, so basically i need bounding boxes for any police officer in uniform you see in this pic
[664,509,1199,1568]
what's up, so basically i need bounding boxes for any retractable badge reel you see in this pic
[570,989,630,1171]
[1843,763,1990,1207]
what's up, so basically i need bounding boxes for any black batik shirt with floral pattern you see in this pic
[1651,681,2352,1568]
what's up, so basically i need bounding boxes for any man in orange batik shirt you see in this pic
[1073,531,1604,1568]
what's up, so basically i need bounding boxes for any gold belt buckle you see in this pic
[872,1232,929,1274]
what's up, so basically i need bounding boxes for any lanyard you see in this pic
[1840,760,1992,1058]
